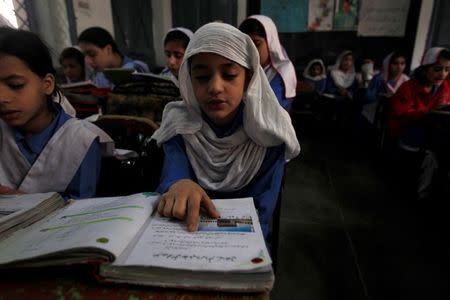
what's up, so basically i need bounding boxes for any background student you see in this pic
[325,50,359,100]
[78,26,149,88]
[302,58,327,94]
[0,27,108,199]
[239,15,297,111]
[160,27,193,85]
[152,22,300,239]
[388,47,450,199]
[59,46,93,84]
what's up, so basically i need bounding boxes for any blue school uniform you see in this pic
[325,74,359,101]
[156,104,285,238]
[13,103,101,199]
[94,56,149,88]
[270,73,291,110]
[304,78,327,94]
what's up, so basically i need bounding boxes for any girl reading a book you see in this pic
[0,27,108,199]
[152,22,300,238]
[239,15,297,111]
[78,27,149,88]
[160,27,193,85]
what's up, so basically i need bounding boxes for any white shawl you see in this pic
[303,59,327,81]
[330,50,356,89]
[421,47,447,66]
[152,22,300,192]
[246,15,297,99]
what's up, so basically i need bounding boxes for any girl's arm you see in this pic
[156,136,219,231]
[270,73,290,110]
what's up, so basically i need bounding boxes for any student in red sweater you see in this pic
[388,47,450,199]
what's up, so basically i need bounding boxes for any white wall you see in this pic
[151,0,172,67]
[410,0,434,70]
[73,0,114,37]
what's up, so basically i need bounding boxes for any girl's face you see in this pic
[248,34,270,68]
[340,54,353,72]
[0,55,55,134]
[190,53,247,126]
[389,56,406,78]
[62,57,84,82]
[426,57,450,86]
[79,42,112,71]
[310,63,323,77]
[164,40,186,78]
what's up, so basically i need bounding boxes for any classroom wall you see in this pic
[73,0,114,37]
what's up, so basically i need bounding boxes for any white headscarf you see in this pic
[152,22,300,192]
[245,15,297,99]
[380,52,409,94]
[165,27,194,40]
[421,47,447,66]
[303,59,326,81]
[330,50,356,89]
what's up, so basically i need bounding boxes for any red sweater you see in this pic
[388,78,450,137]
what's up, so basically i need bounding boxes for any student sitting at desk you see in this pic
[388,47,450,199]
[325,50,359,101]
[78,27,149,88]
[152,22,300,239]
[0,27,108,199]
[239,15,297,111]
[160,27,193,85]
[59,46,93,84]
[303,58,327,94]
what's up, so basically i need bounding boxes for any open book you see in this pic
[0,193,64,239]
[0,193,273,292]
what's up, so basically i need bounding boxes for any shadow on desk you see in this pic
[0,265,268,300]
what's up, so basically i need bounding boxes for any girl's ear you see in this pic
[42,73,55,96]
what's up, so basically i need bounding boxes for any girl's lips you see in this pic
[207,100,226,110]
[1,110,21,121]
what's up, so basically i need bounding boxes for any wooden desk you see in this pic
[0,265,268,300]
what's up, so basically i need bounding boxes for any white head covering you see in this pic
[165,27,194,41]
[303,59,326,81]
[245,15,297,99]
[421,47,447,66]
[380,52,409,94]
[152,22,300,192]
[330,50,356,89]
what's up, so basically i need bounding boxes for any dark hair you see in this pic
[239,18,266,39]
[0,26,58,103]
[78,26,120,54]
[439,49,450,61]
[0,27,56,78]
[389,51,407,65]
[311,62,323,70]
[59,47,85,68]
[164,30,190,49]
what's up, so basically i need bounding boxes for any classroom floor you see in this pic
[271,111,450,300]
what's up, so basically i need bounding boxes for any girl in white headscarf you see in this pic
[152,22,300,238]
[303,58,327,94]
[239,15,297,111]
[326,50,359,100]
[160,27,193,85]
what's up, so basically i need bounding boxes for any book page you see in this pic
[0,193,159,264]
[118,198,272,271]
[0,193,58,223]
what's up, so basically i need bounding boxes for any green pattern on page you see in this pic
[96,237,109,244]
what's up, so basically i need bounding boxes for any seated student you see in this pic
[388,47,450,199]
[59,46,93,84]
[152,22,300,239]
[325,50,359,100]
[0,27,109,199]
[366,52,409,103]
[363,52,409,124]
[160,27,193,85]
[302,58,327,94]
[239,15,297,111]
[78,27,149,88]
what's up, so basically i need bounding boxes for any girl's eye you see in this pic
[194,75,210,81]
[9,83,24,90]
[223,73,238,80]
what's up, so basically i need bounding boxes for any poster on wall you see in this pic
[333,0,358,31]
[357,0,410,37]
[308,0,334,31]
[261,0,308,32]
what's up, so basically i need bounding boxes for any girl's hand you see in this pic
[0,185,22,195]
[157,179,220,232]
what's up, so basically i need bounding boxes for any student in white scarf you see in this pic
[326,50,359,100]
[160,27,193,85]
[152,22,300,238]
[239,15,297,111]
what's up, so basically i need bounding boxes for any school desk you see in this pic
[0,265,269,300]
